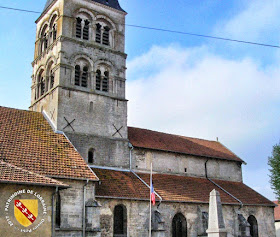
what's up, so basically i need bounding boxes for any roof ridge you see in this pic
[128,126,218,143]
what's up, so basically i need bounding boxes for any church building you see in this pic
[0,0,276,236]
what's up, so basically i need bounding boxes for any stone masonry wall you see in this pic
[132,148,243,182]
[55,179,100,237]
[97,198,275,237]
[65,132,130,168]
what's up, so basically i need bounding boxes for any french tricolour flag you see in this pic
[151,181,156,205]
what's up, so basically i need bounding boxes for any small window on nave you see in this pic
[172,213,187,237]
[248,215,258,237]
[55,191,61,228]
[113,205,127,237]
[88,148,94,164]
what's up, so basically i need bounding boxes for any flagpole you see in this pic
[149,161,152,237]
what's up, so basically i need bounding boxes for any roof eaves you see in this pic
[0,180,69,188]
[47,175,99,182]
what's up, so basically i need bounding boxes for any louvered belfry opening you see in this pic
[76,17,82,38]
[96,23,102,43]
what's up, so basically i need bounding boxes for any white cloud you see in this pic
[127,45,280,148]
[214,0,280,43]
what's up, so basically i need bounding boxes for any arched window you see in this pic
[88,148,94,164]
[96,70,101,90]
[248,215,258,237]
[83,20,90,40]
[75,65,81,86]
[102,71,109,92]
[76,17,90,40]
[81,66,88,87]
[103,26,110,46]
[55,191,61,228]
[95,23,101,43]
[95,69,109,92]
[172,213,187,237]
[50,70,55,89]
[113,205,127,237]
[37,70,45,97]
[40,25,48,54]
[76,17,82,38]
[75,64,89,88]
[46,61,55,91]
[95,22,111,46]
[43,33,48,50]
[49,15,57,44]
[201,212,208,235]
[53,25,57,41]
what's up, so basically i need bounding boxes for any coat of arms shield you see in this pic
[14,199,38,227]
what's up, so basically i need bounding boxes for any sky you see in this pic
[0,0,280,200]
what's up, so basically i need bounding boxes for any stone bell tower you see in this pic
[30,0,129,168]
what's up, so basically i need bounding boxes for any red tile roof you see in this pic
[273,201,280,221]
[0,106,98,181]
[0,160,68,187]
[128,127,243,163]
[93,168,274,206]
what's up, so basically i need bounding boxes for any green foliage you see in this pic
[268,143,280,201]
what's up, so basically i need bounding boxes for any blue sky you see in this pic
[0,0,280,200]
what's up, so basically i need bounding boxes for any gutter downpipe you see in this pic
[129,143,163,205]
[205,159,243,209]
[83,179,89,237]
[52,186,59,237]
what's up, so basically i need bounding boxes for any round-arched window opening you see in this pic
[248,215,258,237]
[172,213,187,237]
[88,148,95,164]
[113,204,127,236]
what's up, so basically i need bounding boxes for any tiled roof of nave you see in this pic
[128,127,244,163]
[93,168,274,206]
[0,106,98,181]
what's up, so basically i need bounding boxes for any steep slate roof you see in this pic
[0,160,68,187]
[93,168,274,206]
[43,0,54,12]
[274,201,280,221]
[128,127,244,163]
[43,0,125,13]
[0,106,98,181]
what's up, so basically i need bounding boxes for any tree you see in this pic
[268,143,280,200]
